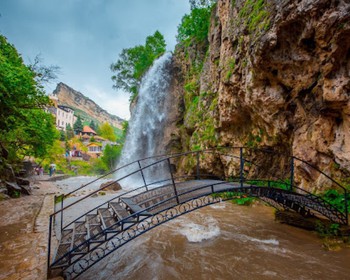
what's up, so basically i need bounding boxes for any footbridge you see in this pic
[47,147,349,279]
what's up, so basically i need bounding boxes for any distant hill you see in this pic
[52,82,125,130]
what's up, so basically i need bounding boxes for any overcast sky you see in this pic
[0,0,191,119]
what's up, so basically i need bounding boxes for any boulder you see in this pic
[99,181,122,192]
[5,181,22,198]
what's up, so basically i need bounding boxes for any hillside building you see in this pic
[48,95,76,131]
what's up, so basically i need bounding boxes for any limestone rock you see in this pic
[100,181,122,192]
[171,0,350,192]
[53,82,125,129]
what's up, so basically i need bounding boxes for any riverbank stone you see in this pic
[100,180,122,191]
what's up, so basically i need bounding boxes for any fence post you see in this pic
[240,147,244,188]
[290,157,294,192]
[167,158,179,204]
[47,215,53,278]
[138,160,148,191]
[196,151,200,180]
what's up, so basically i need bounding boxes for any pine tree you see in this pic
[89,120,97,131]
[66,123,74,139]
[73,115,83,133]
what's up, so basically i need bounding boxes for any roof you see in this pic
[94,135,106,141]
[87,142,102,147]
[83,126,97,135]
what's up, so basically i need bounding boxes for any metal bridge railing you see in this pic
[47,147,349,274]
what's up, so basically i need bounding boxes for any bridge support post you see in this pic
[47,215,53,278]
[138,160,148,191]
[196,151,200,180]
[345,189,349,225]
[167,158,179,204]
[60,195,64,232]
[290,157,294,192]
[240,148,244,188]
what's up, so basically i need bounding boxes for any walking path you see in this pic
[0,177,64,280]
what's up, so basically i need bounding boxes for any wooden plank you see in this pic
[121,197,152,216]
[109,201,135,222]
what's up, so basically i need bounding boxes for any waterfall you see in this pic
[116,53,173,189]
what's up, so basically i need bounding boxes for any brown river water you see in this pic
[55,177,350,280]
[80,203,350,280]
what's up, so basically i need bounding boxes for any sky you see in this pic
[0,0,191,120]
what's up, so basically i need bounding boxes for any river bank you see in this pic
[0,177,63,280]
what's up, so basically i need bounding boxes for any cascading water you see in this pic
[116,53,173,189]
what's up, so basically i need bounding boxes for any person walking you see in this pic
[39,166,44,177]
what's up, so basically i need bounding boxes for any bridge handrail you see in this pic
[292,156,346,191]
[51,149,242,219]
[55,176,347,271]
[48,147,349,273]
[52,180,232,267]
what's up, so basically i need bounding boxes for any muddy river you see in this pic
[56,177,350,280]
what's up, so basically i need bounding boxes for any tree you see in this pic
[66,123,74,140]
[176,5,213,44]
[89,120,97,131]
[100,144,122,170]
[111,31,166,99]
[73,115,83,133]
[189,0,216,9]
[0,34,58,169]
[59,130,66,141]
[28,54,61,85]
[97,122,117,142]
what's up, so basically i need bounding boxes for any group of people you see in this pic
[34,164,56,177]
[34,166,44,176]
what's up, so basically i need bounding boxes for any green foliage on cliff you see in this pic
[0,35,58,170]
[184,90,218,150]
[239,0,270,33]
[111,31,166,101]
[321,189,350,214]
[177,3,214,46]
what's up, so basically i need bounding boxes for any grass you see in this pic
[213,191,256,206]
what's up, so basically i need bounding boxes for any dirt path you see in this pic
[0,178,63,280]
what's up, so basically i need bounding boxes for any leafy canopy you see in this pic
[100,144,122,171]
[97,122,117,142]
[176,0,215,45]
[0,34,58,167]
[111,31,166,99]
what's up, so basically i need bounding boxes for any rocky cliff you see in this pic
[170,0,350,191]
[53,82,124,129]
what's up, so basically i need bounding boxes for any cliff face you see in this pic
[53,83,124,129]
[171,0,350,191]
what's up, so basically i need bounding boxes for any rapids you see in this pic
[78,201,350,280]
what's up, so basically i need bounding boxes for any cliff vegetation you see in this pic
[171,0,350,192]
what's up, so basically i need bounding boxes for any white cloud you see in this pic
[1,0,191,121]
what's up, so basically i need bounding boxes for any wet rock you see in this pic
[19,185,32,195]
[275,210,329,230]
[16,177,31,186]
[100,181,122,191]
[0,193,10,200]
[172,0,350,192]
[5,181,22,198]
